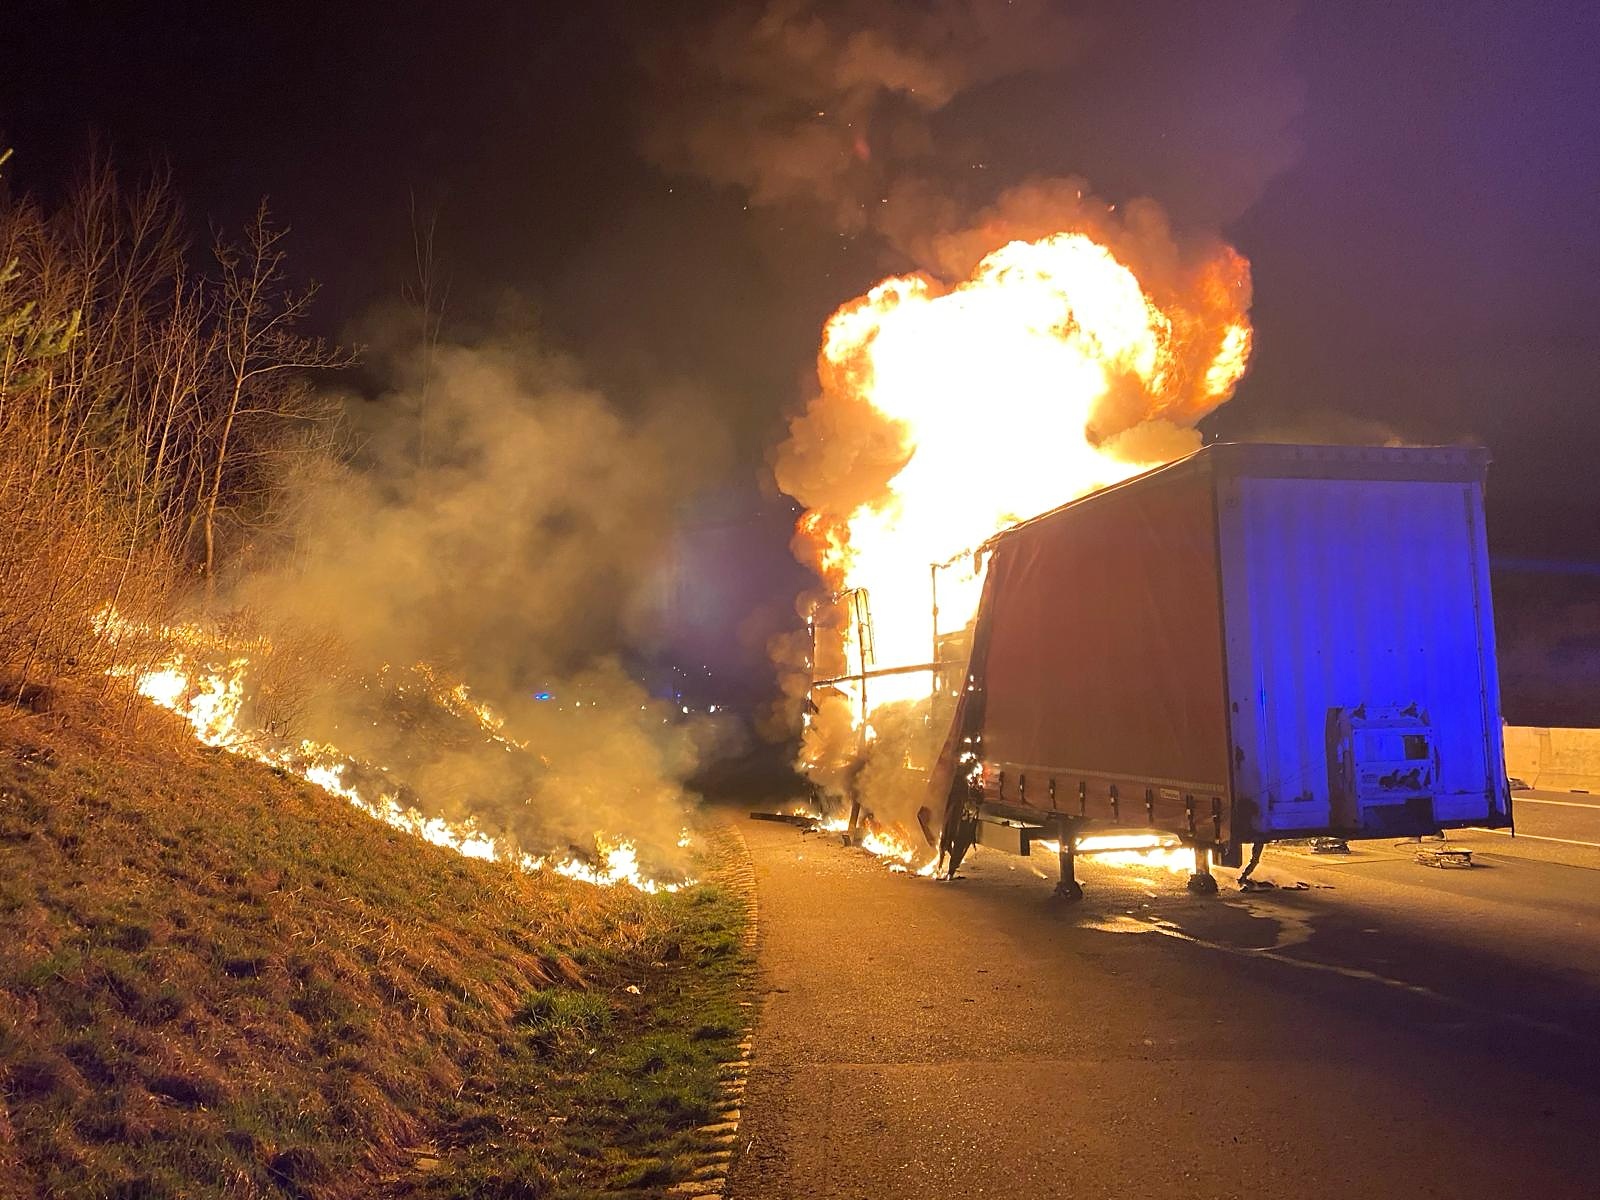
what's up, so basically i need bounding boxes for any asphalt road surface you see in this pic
[722,816,1600,1200]
[1501,788,1600,849]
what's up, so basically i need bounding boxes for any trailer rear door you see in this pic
[1215,465,1508,836]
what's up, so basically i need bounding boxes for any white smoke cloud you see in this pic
[236,325,732,868]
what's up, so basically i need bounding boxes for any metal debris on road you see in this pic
[1415,845,1473,868]
[748,811,818,828]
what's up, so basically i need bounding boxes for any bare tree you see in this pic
[203,203,350,597]
[0,155,354,704]
[404,190,448,470]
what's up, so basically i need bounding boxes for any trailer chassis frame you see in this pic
[973,803,1222,901]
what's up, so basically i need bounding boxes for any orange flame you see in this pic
[100,610,692,892]
[779,225,1252,799]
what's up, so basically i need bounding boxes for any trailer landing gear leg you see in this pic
[1054,819,1084,902]
[1238,840,1267,890]
[1187,844,1219,895]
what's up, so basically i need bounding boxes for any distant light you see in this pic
[681,705,690,715]
[708,705,718,714]
[533,692,553,702]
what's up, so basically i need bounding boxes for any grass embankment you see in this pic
[0,699,750,1199]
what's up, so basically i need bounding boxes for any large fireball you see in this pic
[775,225,1253,819]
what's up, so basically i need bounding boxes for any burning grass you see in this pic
[96,608,700,895]
[0,696,750,1199]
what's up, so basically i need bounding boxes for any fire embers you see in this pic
[787,804,940,877]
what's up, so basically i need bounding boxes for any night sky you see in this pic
[4,0,1598,718]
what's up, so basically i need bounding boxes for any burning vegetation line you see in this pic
[99,609,693,893]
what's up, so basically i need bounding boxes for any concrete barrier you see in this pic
[1503,726,1600,793]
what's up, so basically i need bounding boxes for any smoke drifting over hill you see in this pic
[236,328,731,866]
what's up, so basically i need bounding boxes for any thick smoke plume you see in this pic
[644,0,1081,233]
[237,328,728,870]
[644,0,1300,247]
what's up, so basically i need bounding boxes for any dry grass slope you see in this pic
[0,696,750,1199]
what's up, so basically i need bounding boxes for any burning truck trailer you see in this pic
[815,442,1514,897]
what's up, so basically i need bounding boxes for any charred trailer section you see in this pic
[935,443,1511,876]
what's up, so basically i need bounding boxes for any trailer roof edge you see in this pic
[983,442,1492,550]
